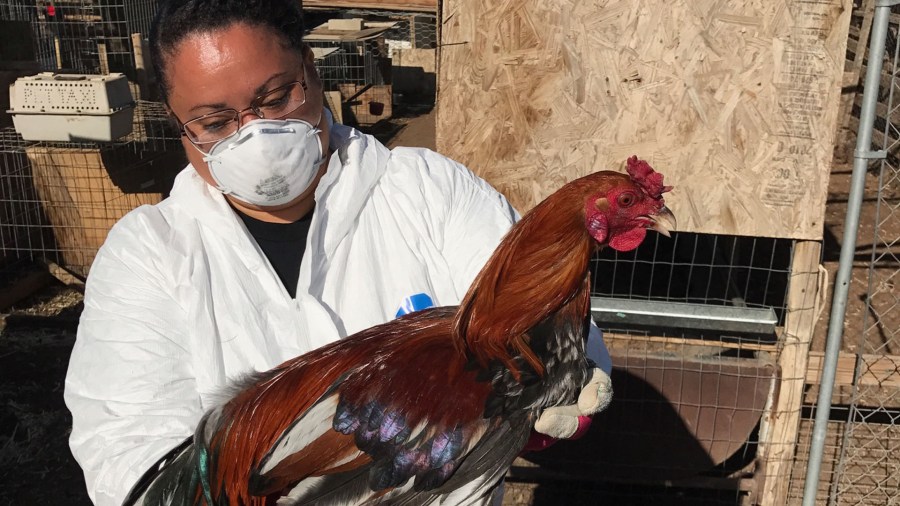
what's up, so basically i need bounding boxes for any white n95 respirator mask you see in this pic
[201,117,325,207]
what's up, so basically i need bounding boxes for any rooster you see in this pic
[126,157,675,505]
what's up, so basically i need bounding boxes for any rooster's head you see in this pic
[582,156,676,252]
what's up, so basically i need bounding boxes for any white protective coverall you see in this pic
[64,116,612,506]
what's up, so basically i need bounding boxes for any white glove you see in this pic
[533,367,613,439]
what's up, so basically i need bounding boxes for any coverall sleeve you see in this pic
[434,158,520,296]
[64,211,202,506]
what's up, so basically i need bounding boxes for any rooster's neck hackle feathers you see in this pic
[454,174,618,379]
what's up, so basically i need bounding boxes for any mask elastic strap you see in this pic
[189,140,232,195]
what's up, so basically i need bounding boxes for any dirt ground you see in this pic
[0,288,87,504]
[808,135,900,409]
[0,104,893,504]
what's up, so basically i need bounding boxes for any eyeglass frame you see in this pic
[171,71,311,149]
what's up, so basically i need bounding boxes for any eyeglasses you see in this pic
[176,78,309,147]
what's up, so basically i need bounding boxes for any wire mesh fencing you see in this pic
[503,233,798,506]
[0,0,160,77]
[303,6,439,126]
[0,2,444,281]
[0,100,183,279]
[592,233,794,327]
[827,5,900,503]
[796,1,900,504]
[0,0,179,282]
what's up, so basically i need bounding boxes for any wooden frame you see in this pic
[757,240,825,505]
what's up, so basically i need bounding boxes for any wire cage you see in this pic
[313,41,389,89]
[784,2,900,504]
[350,8,439,107]
[507,234,794,505]
[303,7,439,126]
[512,2,900,504]
[0,100,183,281]
[592,233,793,328]
[0,0,159,78]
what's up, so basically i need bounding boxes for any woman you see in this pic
[64,1,611,504]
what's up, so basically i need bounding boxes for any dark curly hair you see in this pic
[149,0,306,101]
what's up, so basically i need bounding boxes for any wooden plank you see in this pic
[324,90,343,124]
[604,331,779,353]
[44,261,86,291]
[437,0,853,240]
[806,351,900,388]
[304,25,392,42]
[337,83,392,126]
[97,42,109,75]
[311,47,340,60]
[53,35,61,70]
[25,147,166,277]
[839,0,875,132]
[758,240,824,506]
[303,0,437,12]
[327,18,364,32]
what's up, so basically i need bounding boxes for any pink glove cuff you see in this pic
[522,415,593,453]
[571,414,593,439]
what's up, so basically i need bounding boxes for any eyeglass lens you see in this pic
[184,81,307,145]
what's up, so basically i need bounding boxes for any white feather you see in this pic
[259,394,340,475]
[276,469,417,506]
[276,475,327,505]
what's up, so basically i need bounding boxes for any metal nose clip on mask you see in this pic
[200,117,326,207]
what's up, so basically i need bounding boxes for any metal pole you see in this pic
[801,2,894,504]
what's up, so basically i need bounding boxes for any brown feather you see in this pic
[207,308,480,504]
[186,168,671,505]
[260,430,368,488]
[453,174,628,377]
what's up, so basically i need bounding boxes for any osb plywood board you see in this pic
[436,0,852,240]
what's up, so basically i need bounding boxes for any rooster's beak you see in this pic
[650,206,677,237]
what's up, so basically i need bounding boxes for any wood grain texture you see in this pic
[757,240,824,505]
[436,0,852,240]
[25,147,164,277]
[806,351,900,389]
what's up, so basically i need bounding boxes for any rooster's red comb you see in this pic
[626,156,672,199]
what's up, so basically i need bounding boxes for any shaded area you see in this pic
[0,311,89,505]
[505,479,752,506]
[513,354,775,504]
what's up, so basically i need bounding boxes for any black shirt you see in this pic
[235,209,313,298]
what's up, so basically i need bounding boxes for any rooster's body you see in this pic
[127,157,675,505]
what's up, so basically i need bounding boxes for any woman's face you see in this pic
[164,22,328,213]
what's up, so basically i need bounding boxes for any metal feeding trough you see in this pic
[591,297,779,336]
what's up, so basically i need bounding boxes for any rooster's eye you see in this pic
[618,192,636,207]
